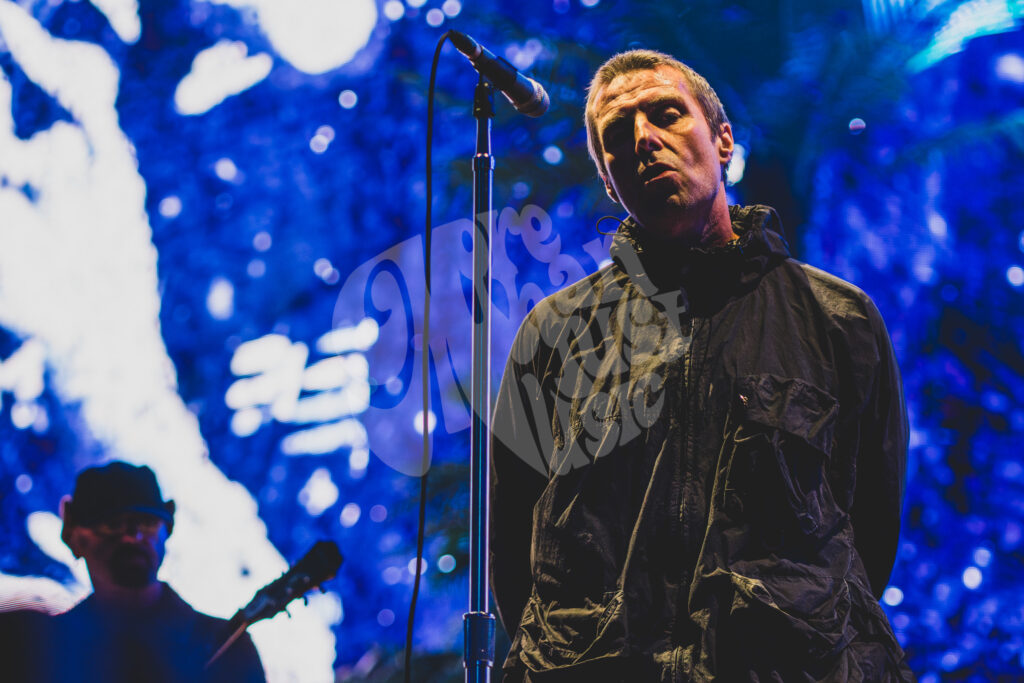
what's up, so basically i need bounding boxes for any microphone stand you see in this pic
[464,75,496,683]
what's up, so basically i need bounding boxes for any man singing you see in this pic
[491,50,914,681]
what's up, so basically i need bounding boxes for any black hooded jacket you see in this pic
[490,205,913,681]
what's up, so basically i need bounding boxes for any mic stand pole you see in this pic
[464,75,496,683]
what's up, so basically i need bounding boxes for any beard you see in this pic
[107,544,158,588]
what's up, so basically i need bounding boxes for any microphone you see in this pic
[448,30,549,117]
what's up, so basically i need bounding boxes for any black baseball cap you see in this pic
[66,462,174,527]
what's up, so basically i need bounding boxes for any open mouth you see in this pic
[641,164,675,184]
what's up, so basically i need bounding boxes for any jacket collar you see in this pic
[609,204,791,310]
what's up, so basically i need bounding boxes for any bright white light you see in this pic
[314,258,332,277]
[230,407,263,437]
[214,157,240,182]
[303,353,368,391]
[581,0,600,6]
[726,143,747,186]
[382,566,403,585]
[349,447,370,473]
[383,0,405,21]
[338,90,358,109]
[407,557,427,575]
[407,0,427,8]
[88,0,142,43]
[226,336,309,422]
[174,40,272,115]
[377,608,395,626]
[308,590,344,626]
[1007,266,1024,287]
[437,554,456,573]
[310,134,329,154]
[339,502,361,527]
[206,276,235,319]
[280,418,369,456]
[11,401,38,429]
[316,318,380,354]
[211,0,377,75]
[230,334,298,375]
[908,0,1023,72]
[882,586,904,606]
[158,195,182,218]
[425,8,444,26]
[962,566,983,589]
[507,38,543,71]
[996,53,1024,82]
[311,126,335,151]
[973,547,993,567]
[542,145,563,165]
[298,467,339,516]
[927,212,948,239]
[247,259,266,278]
[32,406,50,433]
[253,231,272,251]
[0,339,46,402]
[848,117,867,134]
[413,409,437,434]
[441,0,461,17]
[912,248,936,284]
[291,385,370,423]
[15,474,33,494]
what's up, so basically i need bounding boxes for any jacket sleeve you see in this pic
[850,303,908,599]
[489,319,551,642]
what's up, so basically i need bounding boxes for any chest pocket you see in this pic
[723,374,845,549]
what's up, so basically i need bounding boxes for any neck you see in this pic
[643,186,736,250]
[91,579,164,608]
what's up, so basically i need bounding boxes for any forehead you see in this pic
[593,65,695,125]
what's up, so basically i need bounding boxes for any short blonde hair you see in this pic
[585,49,730,181]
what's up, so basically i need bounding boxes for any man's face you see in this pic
[70,513,168,590]
[593,65,733,245]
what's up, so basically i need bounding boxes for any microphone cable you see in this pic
[404,30,450,683]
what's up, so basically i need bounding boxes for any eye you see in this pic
[602,122,630,149]
[654,107,682,126]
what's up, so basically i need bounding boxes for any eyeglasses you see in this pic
[91,515,166,538]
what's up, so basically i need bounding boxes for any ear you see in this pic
[164,500,176,536]
[602,174,620,204]
[717,122,734,168]
[60,495,83,558]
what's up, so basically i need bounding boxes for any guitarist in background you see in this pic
[33,461,265,682]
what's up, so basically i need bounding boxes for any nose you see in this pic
[634,113,663,154]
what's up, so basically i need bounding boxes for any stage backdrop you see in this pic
[1,0,1022,680]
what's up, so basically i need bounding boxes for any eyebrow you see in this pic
[598,94,689,138]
